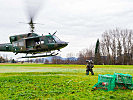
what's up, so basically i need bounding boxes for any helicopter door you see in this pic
[25,37,40,50]
[26,39,35,50]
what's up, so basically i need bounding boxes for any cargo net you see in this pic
[93,73,133,91]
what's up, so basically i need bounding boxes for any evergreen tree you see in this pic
[94,39,101,65]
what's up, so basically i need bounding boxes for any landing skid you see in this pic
[21,53,59,58]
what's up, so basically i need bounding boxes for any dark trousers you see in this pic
[86,69,94,75]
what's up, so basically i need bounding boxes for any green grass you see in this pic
[0,64,132,100]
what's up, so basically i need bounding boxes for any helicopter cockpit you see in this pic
[46,35,63,44]
[47,36,55,43]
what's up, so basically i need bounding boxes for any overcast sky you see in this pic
[0,0,133,59]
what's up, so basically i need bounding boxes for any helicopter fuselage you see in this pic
[0,33,68,56]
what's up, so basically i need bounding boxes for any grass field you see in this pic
[0,64,132,100]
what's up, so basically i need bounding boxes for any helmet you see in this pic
[86,60,93,64]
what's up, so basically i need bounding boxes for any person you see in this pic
[86,60,94,75]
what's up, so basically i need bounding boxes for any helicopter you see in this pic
[0,14,68,58]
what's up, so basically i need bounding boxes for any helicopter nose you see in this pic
[58,41,68,48]
[64,42,68,47]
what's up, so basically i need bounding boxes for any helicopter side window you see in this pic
[19,41,24,46]
[47,37,55,43]
[13,42,18,47]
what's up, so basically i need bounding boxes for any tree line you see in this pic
[44,48,94,65]
[0,54,16,63]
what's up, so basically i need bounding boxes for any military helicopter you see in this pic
[0,15,68,58]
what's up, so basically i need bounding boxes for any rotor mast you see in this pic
[29,18,35,33]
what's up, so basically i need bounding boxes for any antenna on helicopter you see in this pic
[52,31,57,36]
[49,33,51,35]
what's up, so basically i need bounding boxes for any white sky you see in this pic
[0,0,133,59]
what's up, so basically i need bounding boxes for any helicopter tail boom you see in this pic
[0,43,12,52]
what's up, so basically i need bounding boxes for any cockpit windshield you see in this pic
[53,35,61,43]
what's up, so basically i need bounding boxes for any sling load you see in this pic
[93,73,133,91]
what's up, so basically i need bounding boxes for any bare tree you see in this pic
[101,28,133,65]
[44,59,49,64]
[101,31,112,64]
[77,48,94,64]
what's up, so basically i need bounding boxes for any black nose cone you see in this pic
[58,42,68,49]
[63,42,68,47]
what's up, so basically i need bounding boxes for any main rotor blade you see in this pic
[24,0,44,21]
[23,0,44,32]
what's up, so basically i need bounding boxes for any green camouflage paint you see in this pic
[0,33,68,55]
